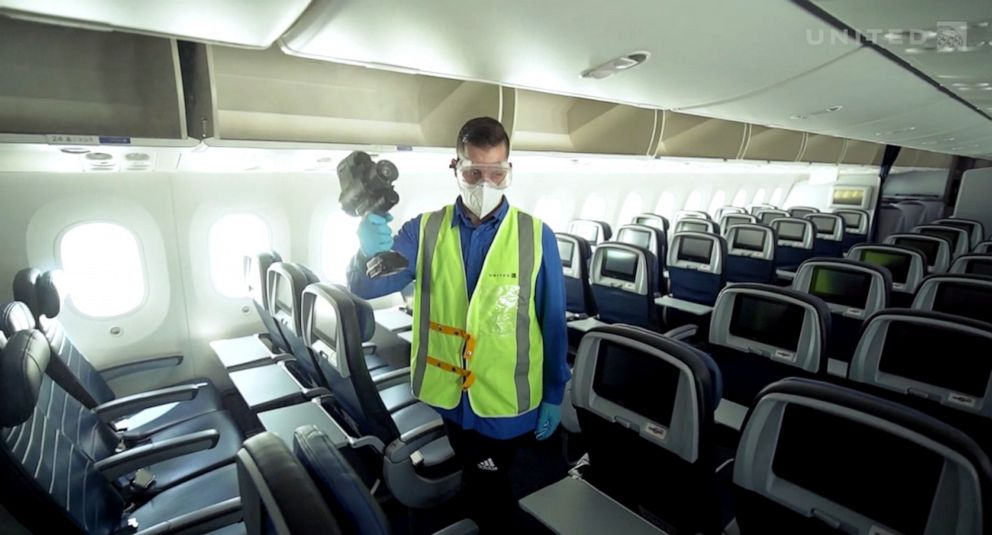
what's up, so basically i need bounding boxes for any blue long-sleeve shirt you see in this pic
[348,197,571,439]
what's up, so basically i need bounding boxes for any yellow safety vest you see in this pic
[410,204,544,417]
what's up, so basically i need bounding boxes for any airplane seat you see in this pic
[718,213,757,238]
[567,324,729,534]
[791,258,891,375]
[9,268,231,437]
[733,377,992,535]
[211,251,289,372]
[886,233,953,274]
[933,218,985,249]
[832,208,869,252]
[787,206,819,219]
[950,254,992,277]
[911,274,992,324]
[236,431,342,535]
[848,309,992,451]
[568,219,612,246]
[0,329,244,535]
[748,204,776,216]
[846,244,927,306]
[715,206,746,221]
[895,200,928,229]
[556,233,597,319]
[804,213,845,258]
[768,218,815,273]
[666,231,727,306]
[616,223,668,288]
[707,283,830,408]
[267,262,325,387]
[754,208,788,226]
[301,283,459,509]
[673,217,720,237]
[724,224,776,284]
[589,242,660,330]
[974,240,992,254]
[674,209,712,221]
[631,212,670,233]
[914,224,970,258]
[875,205,906,242]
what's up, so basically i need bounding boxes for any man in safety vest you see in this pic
[348,116,570,530]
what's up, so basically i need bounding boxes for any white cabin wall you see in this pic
[784,172,881,212]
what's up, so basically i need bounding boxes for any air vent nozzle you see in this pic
[581,52,650,80]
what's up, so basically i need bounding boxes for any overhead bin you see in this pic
[741,126,805,162]
[841,140,885,165]
[0,18,186,139]
[189,45,501,147]
[510,90,656,155]
[653,112,747,160]
[0,0,311,48]
[895,149,954,169]
[799,134,847,164]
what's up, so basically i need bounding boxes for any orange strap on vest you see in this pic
[429,321,477,359]
[425,356,476,390]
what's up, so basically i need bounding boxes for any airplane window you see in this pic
[59,222,146,317]
[580,196,608,221]
[770,187,785,206]
[732,189,748,207]
[617,193,643,228]
[323,211,361,284]
[752,188,767,205]
[655,192,676,219]
[534,197,565,231]
[707,191,726,217]
[209,213,272,298]
[684,191,704,211]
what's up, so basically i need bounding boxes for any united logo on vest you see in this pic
[410,205,545,417]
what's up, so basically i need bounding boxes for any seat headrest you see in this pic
[36,270,66,319]
[794,257,893,311]
[590,242,657,295]
[237,432,341,535]
[11,268,41,321]
[1,302,37,337]
[0,330,51,427]
[267,262,321,334]
[293,425,390,535]
[951,254,992,276]
[245,251,283,308]
[347,289,376,343]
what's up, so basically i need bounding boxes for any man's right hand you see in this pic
[358,213,394,257]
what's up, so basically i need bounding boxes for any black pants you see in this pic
[444,421,529,533]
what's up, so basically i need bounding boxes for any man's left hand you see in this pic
[534,402,561,441]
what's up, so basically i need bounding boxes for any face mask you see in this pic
[459,184,504,218]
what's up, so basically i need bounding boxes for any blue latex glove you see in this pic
[358,213,394,257]
[534,402,561,441]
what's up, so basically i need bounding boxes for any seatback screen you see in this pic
[810,216,836,235]
[967,260,992,277]
[759,212,781,224]
[593,341,679,426]
[777,221,806,242]
[601,249,638,282]
[919,227,960,251]
[894,237,939,268]
[619,229,651,250]
[809,267,871,309]
[680,221,708,233]
[311,296,338,346]
[723,215,750,229]
[879,322,992,397]
[773,404,942,535]
[677,237,712,264]
[635,216,663,230]
[838,212,862,229]
[734,228,766,252]
[274,277,293,312]
[729,294,803,351]
[558,240,575,269]
[791,209,816,219]
[861,250,911,285]
[934,284,992,326]
[939,220,975,234]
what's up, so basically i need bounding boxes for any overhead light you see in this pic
[580,52,650,80]
[60,147,90,155]
[874,126,916,136]
[791,105,843,120]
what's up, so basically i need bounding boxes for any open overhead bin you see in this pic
[0,17,186,140]
[187,45,502,147]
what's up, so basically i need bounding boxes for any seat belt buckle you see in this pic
[113,418,131,432]
[129,468,156,492]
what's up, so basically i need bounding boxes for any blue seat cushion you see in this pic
[669,267,724,306]
[725,257,775,284]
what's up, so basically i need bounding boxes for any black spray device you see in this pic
[337,151,409,278]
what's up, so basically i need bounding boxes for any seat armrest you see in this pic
[101,355,184,381]
[134,497,242,535]
[433,519,479,535]
[94,384,203,423]
[385,419,447,463]
[663,324,697,341]
[95,430,220,480]
[373,367,411,388]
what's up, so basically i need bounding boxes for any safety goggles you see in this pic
[453,160,513,188]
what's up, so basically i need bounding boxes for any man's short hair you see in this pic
[456,117,510,157]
